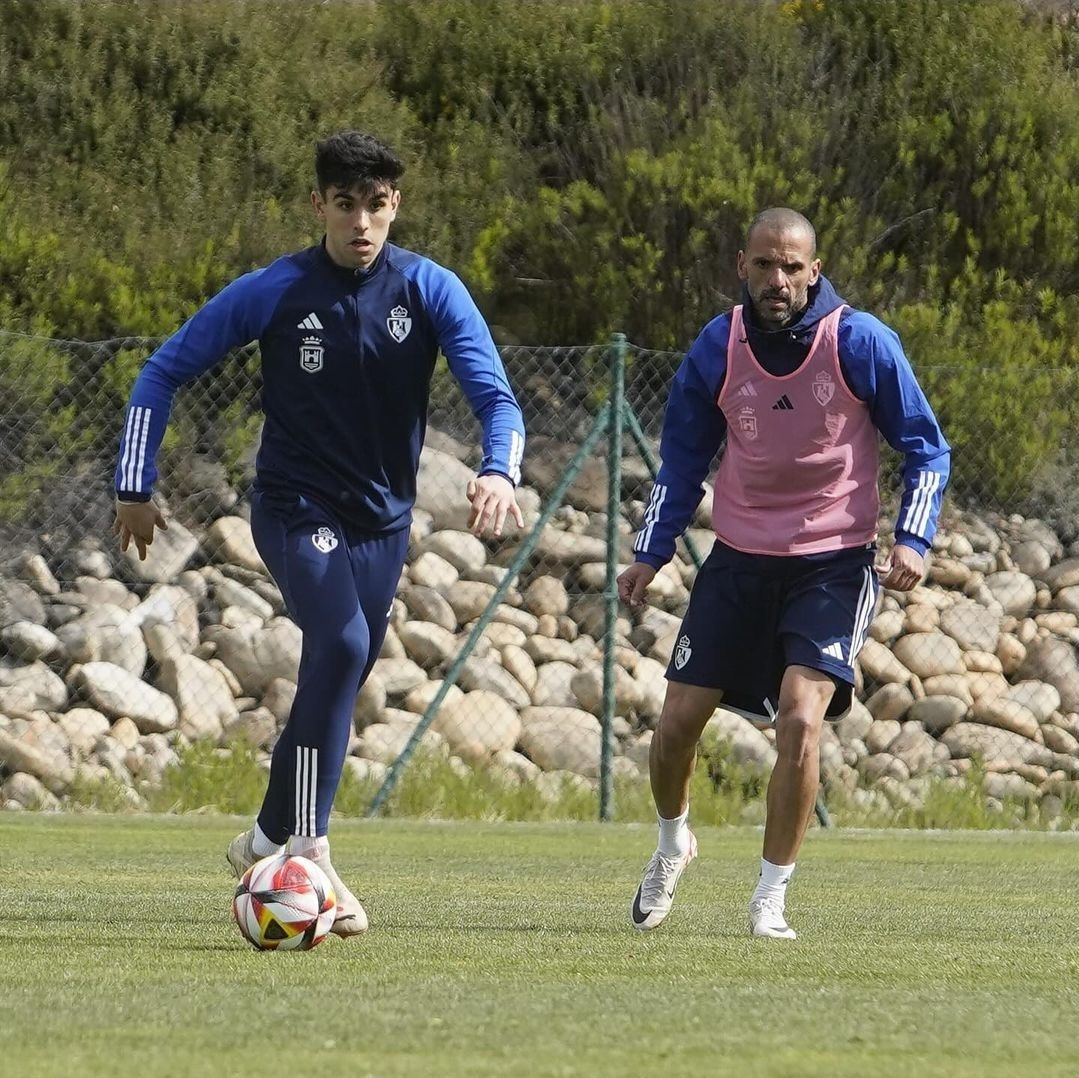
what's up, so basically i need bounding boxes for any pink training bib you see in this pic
[712,304,879,555]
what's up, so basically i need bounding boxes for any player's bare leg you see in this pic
[630,682,722,930]
[750,664,833,939]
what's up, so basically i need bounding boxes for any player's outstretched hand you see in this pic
[617,561,657,609]
[874,543,924,592]
[466,474,524,538]
[113,498,168,561]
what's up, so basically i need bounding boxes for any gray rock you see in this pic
[0,661,67,710]
[530,661,579,708]
[121,517,199,583]
[1,771,60,809]
[402,679,465,716]
[891,633,964,678]
[984,772,1039,801]
[865,683,914,724]
[1,621,61,661]
[56,603,148,677]
[983,571,1037,617]
[370,657,429,697]
[398,622,458,669]
[416,530,487,573]
[458,657,530,709]
[0,577,47,629]
[55,708,111,756]
[74,662,178,733]
[1010,541,1052,577]
[400,585,458,632]
[908,695,968,734]
[213,578,274,621]
[0,727,73,794]
[941,723,1053,767]
[431,690,522,762]
[19,555,60,596]
[157,655,238,741]
[500,645,538,695]
[571,666,641,715]
[204,516,266,574]
[260,678,296,725]
[705,709,777,769]
[523,576,570,618]
[939,601,1001,653]
[221,707,277,749]
[415,447,478,530]
[865,719,902,755]
[408,552,459,592]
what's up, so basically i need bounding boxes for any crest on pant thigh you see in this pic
[674,634,692,670]
[312,526,338,553]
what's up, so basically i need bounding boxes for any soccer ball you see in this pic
[233,853,337,951]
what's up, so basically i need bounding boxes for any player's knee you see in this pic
[775,710,821,766]
[315,620,370,675]
[657,703,710,752]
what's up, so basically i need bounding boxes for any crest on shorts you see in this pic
[387,305,412,343]
[300,335,324,374]
[737,406,758,440]
[812,371,835,406]
[673,634,692,670]
[312,526,338,553]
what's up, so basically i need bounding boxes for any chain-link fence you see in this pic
[2,327,1079,829]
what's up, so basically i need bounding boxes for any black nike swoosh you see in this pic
[631,886,649,924]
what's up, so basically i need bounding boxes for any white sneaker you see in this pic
[749,895,797,939]
[295,845,369,938]
[226,829,258,879]
[629,832,698,931]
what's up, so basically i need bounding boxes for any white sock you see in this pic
[657,807,691,857]
[251,822,283,857]
[288,834,329,860]
[753,858,795,904]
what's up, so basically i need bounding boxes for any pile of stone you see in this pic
[1,440,1078,826]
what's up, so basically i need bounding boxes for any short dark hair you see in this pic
[746,207,816,257]
[315,131,404,194]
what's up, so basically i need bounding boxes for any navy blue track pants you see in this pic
[249,489,408,841]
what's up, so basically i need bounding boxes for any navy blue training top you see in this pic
[116,241,526,534]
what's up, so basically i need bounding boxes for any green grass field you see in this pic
[1,817,1076,1078]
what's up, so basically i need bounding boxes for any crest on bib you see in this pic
[737,406,758,440]
[812,371,835,406]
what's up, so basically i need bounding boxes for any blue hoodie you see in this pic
[633,276,951,567]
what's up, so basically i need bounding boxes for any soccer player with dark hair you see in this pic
[621,208,950,939]
[114,131,526,937]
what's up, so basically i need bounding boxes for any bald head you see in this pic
[746,208,816,258]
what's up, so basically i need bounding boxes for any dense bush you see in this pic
[1,0,1077,508]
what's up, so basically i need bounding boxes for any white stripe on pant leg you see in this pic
[308,748,318,838]
[295,748,304,839]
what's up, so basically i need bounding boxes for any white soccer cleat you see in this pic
[298,847,369,938]
[225,829,259,880]
[748,896,797,940]
[629,832,698,931]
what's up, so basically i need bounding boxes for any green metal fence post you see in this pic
[366,401,613,818]
[600,334,627,822]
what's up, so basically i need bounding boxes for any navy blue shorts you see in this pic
[666,539,880,720]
